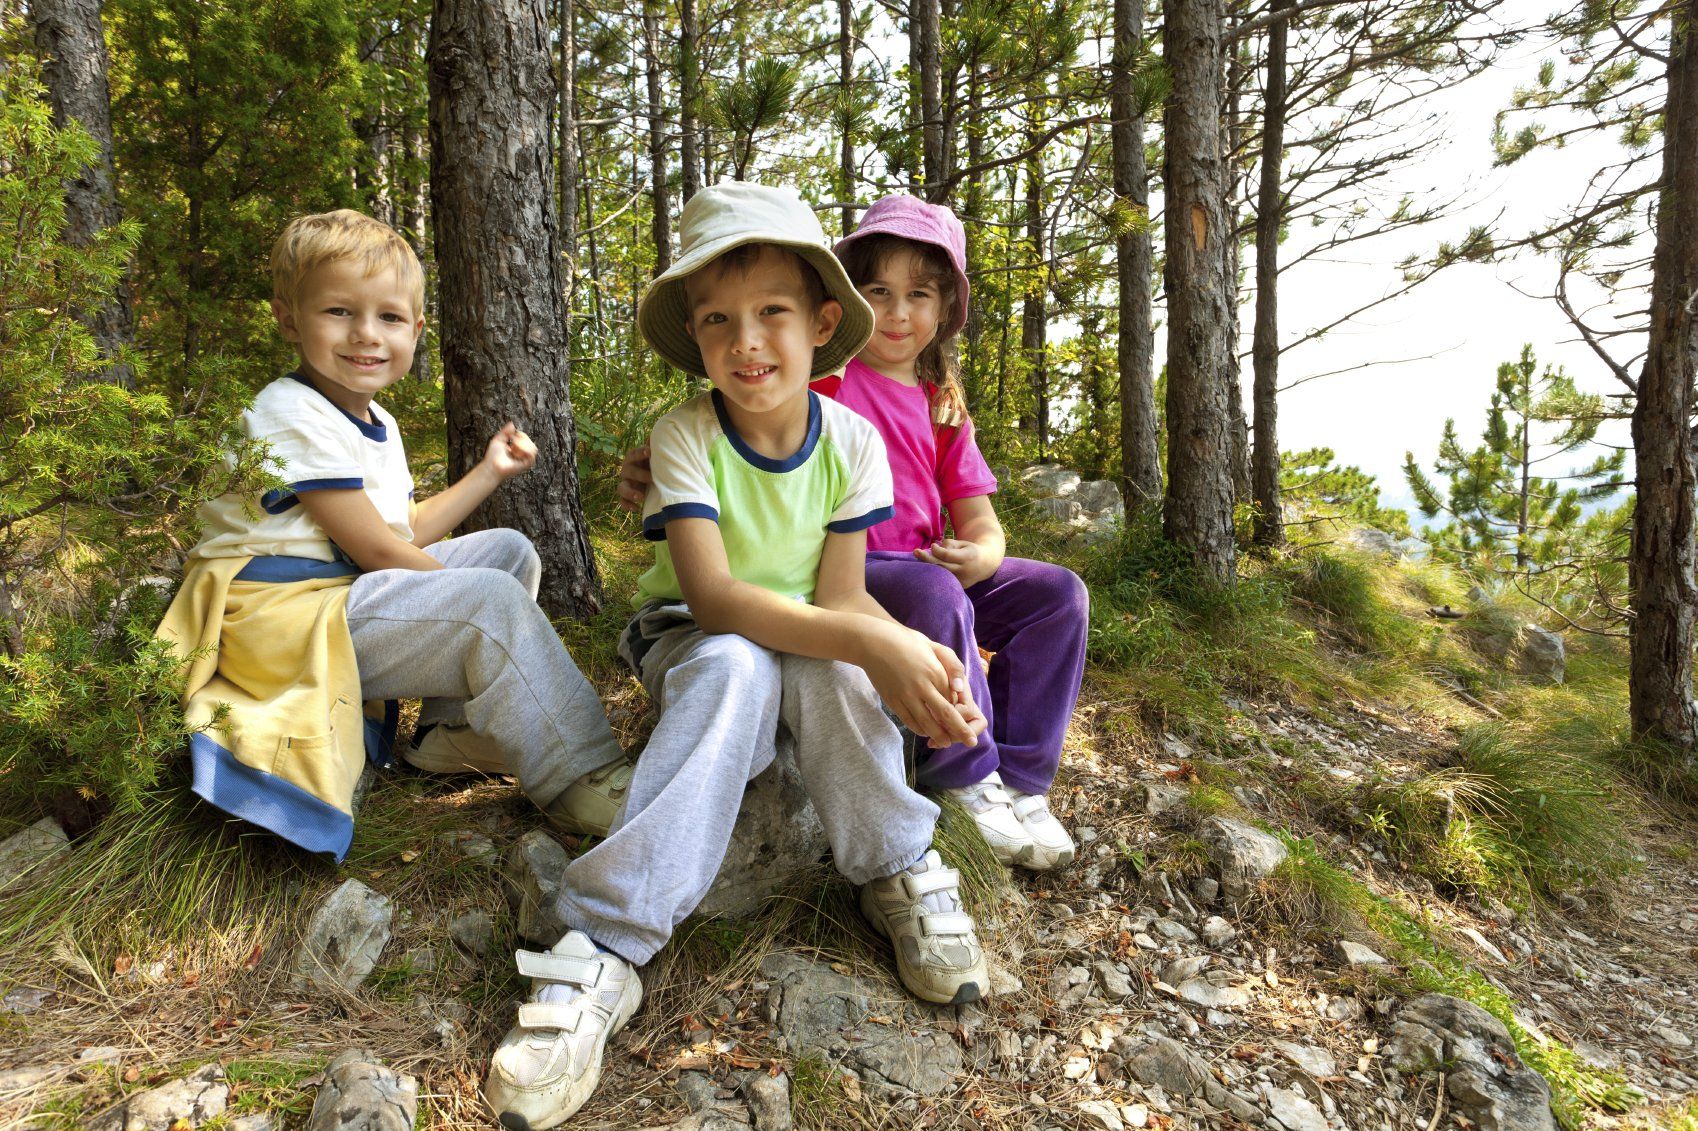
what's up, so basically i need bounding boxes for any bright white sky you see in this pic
[1240,32,1648,519]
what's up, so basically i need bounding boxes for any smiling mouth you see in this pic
[881,332,910,341]
[341,355,387,368]
[733,365,776,381]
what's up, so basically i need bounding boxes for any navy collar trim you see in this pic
[711,389,822,473]
[287,372,388,441]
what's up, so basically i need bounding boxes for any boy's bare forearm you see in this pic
[688,578,881,668]
[411,463,502,546]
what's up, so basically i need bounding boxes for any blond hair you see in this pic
[271,209,424,317]
[836,233,967,428]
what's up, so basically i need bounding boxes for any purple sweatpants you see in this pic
[865,552,1088,795]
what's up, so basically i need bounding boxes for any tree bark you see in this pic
[910,0,944,195]
[1112,0,1161,504]
[1250,3,1288,546]
[1162,0,1238,583]
[1222,19,1251,506]
[679,0,701,205]
[1021,136,1049,457]
[30,0,134,388]
[558,0,578,376]
[1629,0,1698,755]
[429,0,601,618]
[642,4,672,275]
[839,0,856,235]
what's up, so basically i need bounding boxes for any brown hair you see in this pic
[837,233,967,428]
[687,242,828,313]
[271,209,425,317]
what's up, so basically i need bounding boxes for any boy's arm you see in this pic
[411,424,538,546]
[667,519,979,746]
[298,489,445,572]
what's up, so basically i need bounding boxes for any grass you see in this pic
[222,1055,327,1122]
[1266,833,1641,1127]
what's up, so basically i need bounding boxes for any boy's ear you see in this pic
[813,298,843,346]
[271,297,302,342]
[412,314,426,343]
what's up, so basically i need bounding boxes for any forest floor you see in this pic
[1,530,1695,1131]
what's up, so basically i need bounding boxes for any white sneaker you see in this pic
[942,772,1036,866]
[859,849,990,1005]
[1009,789,1076,870]
[485,931,643,1130]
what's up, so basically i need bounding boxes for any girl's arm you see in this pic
[916,494,1006,589]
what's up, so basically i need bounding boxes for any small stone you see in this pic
[1121,1102,1150,1128]
[93,1063,227,1131]
[1144,782,1190,816]
[1199,817,1289,901]
[1458,926,1509,965]
[988,961,1024,996]
[1200,916,1236,947]
[1163,956,1209,984]
[740,1070,792,1131]
[77,1046,121,1066]
[292,879,393,992]
[1175,978,1250,1009]
[1,987,50,1014]
[1193,877,1221,905]
[1094,961,1135,1000]
[401,946,437,973]
[1654,1024,1693,1050]
[1063,1055,1094,1080]
[305,1049,418,1130]
[1323,996,1363,1021]
[1134,933,1159,950]
[1152,918,1198,943]
[1267,1086,1329,1131]
[1273,1042,1337,1078]
[1337,940,1386,966]
[0,818,70,890]
[1078,1098,1125,1130]
[0,1066,52,1091]
[437,829,496,861]
[448,910,496,956]
[502,829,573,945]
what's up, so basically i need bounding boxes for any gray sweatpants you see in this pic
[343,528,623,810]
[554,603,940,965]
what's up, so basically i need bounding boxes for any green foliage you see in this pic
[1280,447,1411,537]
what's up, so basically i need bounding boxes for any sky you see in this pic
[1238,29,1649,520]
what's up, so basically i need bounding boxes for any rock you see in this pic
[741,1070,792,1131]
[1200,916,1236,947]
[1273,1042,1337,1079]
[852,1029,964,1096]
[1428,604,1466,620]
[1094,961,1136,1000]
[0,1065,54,1091]
[1021,464,1081,499]
[1517,626,1565,685]
[675,1071,721,1113]
[760,953,871,1052]
[2,986,50,1014]
[1124,1037,1263,1124]
[305,1049,418,1130]
[1193,877,1221,905]
[438,829,496,861]
[1078,1098,1126,1130]
[1034,496,1083,524]
[0,818,70,889]
[79,1046,122,1066]
[1337,940,1387,966]
[1163,956,1210,984]
[1200,817,1289,900]
[1266,1086,1329,1131]
[1458,927,1508,965]
[502,829,573,945]
[1152,917,1198,943]
[1143,782,1190,817]
[93,1063,227,1130]
[292,879,392,992]
[1174,978,1251,1009]
[697,748,827,918]
[1075,480,1125,519]
[448,910,495,956]
[1122,1102,1150,1128]
[227,1116,278,1131]
[1386,994,1557,1131]
[988,961,1024,996]
[1345,528,1403,559]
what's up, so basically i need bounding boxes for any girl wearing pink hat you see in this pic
[817,194,1088,872]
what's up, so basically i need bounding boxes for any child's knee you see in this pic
[670,633,780,694]
[487,527,542,576]
[1030,561,1089,620]
[906,563,975,633]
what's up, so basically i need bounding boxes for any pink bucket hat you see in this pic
[835,195,970,339]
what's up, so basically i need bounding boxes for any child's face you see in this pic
[854,246,943,382]
[272,258,424,411]
[684,247,841,424]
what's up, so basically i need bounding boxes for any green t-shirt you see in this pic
[636,390,894,605]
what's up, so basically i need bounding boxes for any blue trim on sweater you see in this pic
[286,372,389,441]
[711,389,822,473]
[189,732,355,860]
[827,505,895,534]
[233,556,361,582]
[641,502,719,542]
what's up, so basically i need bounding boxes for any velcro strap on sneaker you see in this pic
[918,911,976,936]
[906,869,962,898]
[516,1001,589,1032]
[1011,794,1049,820]
[515,949,600,988]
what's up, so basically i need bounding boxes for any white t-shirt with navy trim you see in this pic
[191,374,415,562]
[636,390,894,605]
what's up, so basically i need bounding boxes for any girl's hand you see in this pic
[915,538,996,589]
[484,423,538,480]
[862,623,980,748]
[617,445,652,512]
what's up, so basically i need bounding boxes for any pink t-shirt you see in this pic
[811,359,999,552]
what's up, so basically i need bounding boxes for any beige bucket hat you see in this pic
[637,182,874,378]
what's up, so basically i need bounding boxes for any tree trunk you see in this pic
[1222,19,1251,506]
[1629,0,1698,756]
[963,60,985,407]
[1250,3,1288,546]
[838,0,856,235]
[30,0,134,387]
[1022,137,1049,457]
[429,0,601,618]
[558,0,578,374]
[679,0,701,205]
[914,0,944,198]
[642,5,671,275]
[1162,0,1238,583]
[1112,0,1161,504]
[356,29,394,225]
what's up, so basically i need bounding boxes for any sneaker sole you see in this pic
[487,972,643,1130]
[858,886,987,1006]
[1016,844,1076,871]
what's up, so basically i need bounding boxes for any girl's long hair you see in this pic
[838,234,968,428]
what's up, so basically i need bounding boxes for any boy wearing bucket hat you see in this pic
[484,183,992,1131]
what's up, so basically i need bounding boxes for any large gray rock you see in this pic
[503,829,573,945]
[292,879,393,992]
[1385,994,1557,1131]
[1121,1037,1262,1124]
[1345,528,1403,559]
[741,1070,793,1131]
[1517,625,1565,685]
[1075,479,1125,520]
[1034,496,1083,524]
[1021,464,1081,498]
[852,1029,964,1096]
[697,748,826,918]
[305,1050,417,1131]
[93,1063,227,1130]
[0,818,69,890]
[1199,816,1289,901]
